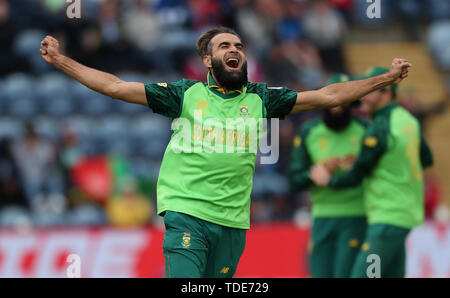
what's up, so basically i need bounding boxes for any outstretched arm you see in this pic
[290,58,412,114]
[40,35,147,106]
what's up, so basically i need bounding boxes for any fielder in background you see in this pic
[310,67,433,278]
[289,74,369,278]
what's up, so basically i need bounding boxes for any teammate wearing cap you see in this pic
[289,74,370,278]
[310,67,433,278]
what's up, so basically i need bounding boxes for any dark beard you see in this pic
[211,58,248,91]
[322,108,351,131]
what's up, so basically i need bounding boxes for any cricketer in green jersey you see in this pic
[310,67,433,278]
[40,27,413,278]
[289,74,369,278]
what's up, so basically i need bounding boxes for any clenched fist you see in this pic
[388,58,412,84]
[40,35,61,65]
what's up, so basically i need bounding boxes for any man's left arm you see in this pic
[290,58,412,114]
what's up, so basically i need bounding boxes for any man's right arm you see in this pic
[290,58,412,114]
[40,35,147,106]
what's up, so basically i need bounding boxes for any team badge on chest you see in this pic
[240,105,249,117]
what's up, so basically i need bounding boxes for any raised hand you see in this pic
[388,58,412,84]
[40,35,61,65]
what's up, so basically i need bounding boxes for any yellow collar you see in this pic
[207,71,243,95]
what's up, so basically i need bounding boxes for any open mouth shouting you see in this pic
[225,56,241,70]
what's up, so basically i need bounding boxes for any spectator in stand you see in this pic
[234,0,282,60]
[122,0,162,52]
[98,0,121,45]
[12,123,57,206]
[122,0,176,71]
[0,139,27,210]
[106,177,153,228]
[395,0,422,41]
[188,0,224,29]
[0,0,29,76]
[58,127,84,196]
[302,0,348,73]
[267,0,324,89]
[329,0,354,24]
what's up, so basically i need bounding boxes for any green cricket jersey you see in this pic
[144,73,297,229]
[329,103,433,229]
[289,116,369,217]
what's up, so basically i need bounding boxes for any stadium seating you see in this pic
[66,204,107,226]
[0,206,33,228]
[33,116,61,142]
[1,73,34,102]
[0,117,24,140]
[13,29,51,73]
[31,192,67,226]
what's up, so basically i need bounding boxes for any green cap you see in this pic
[359,66,398,96]
[326,73,350,85]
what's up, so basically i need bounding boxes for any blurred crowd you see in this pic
[0,0,449,229]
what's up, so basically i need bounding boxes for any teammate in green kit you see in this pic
[289,74,369,278]
[40,27,412,278]
[310,67,433,278]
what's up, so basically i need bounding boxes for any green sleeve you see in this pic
[288,125,314,192]
[144,79,195,118]
[328,121,388,189]
[265,86,298,119]
[420,135,433,169]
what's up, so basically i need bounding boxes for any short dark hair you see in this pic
[196,27,240,57]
